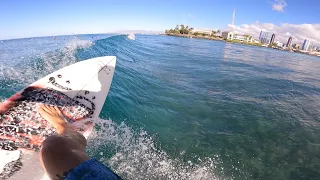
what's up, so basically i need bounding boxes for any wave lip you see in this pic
[64,39,93,51]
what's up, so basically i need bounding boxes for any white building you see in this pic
[222,31,234,40]
[234,35,252,43]
[222,31,252,43]
[191,28,213,35]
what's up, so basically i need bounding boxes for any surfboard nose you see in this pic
[98,56,116,68]
[96,56,116,77]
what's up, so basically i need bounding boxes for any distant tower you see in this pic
[232,8,236,26]
[286,37,292,47]
[270,34,275,44]
[231,8,236,32]
[302,39,310,51]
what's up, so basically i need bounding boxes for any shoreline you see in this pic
[164,33,320,57]
[164,33,224,41]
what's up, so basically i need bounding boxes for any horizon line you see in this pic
[0,30,164,41]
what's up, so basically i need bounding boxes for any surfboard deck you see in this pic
[0,56,116,179]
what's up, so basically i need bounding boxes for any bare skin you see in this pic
[37,104,90,179]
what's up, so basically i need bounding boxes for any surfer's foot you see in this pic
[38,104,67,134]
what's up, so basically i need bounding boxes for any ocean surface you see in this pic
[0,34,320,180]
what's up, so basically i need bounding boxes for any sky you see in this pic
[0,0,319,45]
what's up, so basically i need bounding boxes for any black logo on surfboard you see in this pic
[48,77,72,91]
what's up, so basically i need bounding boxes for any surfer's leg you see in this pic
[40,135,90,179]
[37,105,121,180]
[38,105,89,179]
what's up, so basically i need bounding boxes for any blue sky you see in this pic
[0,0,319,41]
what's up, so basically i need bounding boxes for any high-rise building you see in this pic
[302,39,311,51]
[259,31,272,44]
[286,37,293,48]
[270,34,276,44]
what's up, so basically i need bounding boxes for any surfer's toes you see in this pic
[38,104,59,114]
[45,105,57,114]
[37,104,47,114]
[37,104,67,130]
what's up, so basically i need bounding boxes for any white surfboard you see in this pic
[0,56,116,179]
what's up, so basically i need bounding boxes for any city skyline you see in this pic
[0,0,319,45]
[257,30,316,49]
[258,30,316,50]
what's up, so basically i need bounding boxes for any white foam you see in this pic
[87,119,220,180]
[64,39,93,52]
[127,33,135,40]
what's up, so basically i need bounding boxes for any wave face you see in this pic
[1,34,320,179]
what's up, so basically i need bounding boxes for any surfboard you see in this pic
[0,56,116,179]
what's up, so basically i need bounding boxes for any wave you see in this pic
[76,35,137,63]
[1,35,133,99]
[0,38,94,87]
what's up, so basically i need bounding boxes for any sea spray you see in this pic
[87,119,221,180]
[0,38,93,87]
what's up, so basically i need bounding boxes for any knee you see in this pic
[40,135,71,161]
[41,135,67,151]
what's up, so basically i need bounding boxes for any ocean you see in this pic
[0,34,319,180]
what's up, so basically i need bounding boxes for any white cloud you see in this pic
[272,0,287,12]
[226,23,320,45]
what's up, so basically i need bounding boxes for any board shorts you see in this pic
[66,159,122,180]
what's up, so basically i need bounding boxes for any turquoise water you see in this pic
[1,34,320,179]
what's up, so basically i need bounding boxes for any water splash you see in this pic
[0,38,93,89]
[36,38,93,75]
[87,119,220,180]
[127,33,135,40]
